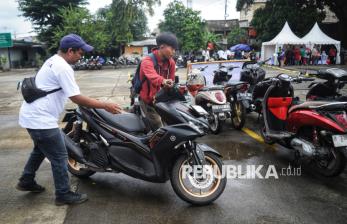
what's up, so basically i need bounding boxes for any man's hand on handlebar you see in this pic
[162,79,174,88]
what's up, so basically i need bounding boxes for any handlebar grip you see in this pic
[302,78,315,81]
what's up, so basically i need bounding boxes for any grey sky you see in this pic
[0,0,239,38]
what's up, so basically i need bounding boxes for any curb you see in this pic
[263,65,300,74]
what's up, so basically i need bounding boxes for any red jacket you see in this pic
[139,49,176,104]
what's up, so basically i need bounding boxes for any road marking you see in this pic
[242,127,277,151]
[263,65,300,74]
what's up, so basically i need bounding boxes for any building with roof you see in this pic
[0,35,45,70]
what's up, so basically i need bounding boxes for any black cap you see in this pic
[156,32,178,50]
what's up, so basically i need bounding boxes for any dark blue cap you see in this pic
[59,34,94,52]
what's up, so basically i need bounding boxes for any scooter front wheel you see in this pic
[170,152,226,205]
[68,157,95,178]
[260,125,276,145]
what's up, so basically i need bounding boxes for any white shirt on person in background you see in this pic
[19,54,80,129]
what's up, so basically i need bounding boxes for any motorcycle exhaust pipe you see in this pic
[290,138,315,157]
[62,132,87,164]
[250,104,256,111]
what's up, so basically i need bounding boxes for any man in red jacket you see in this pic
[139,32,178,130]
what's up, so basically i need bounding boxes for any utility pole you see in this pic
[223,0,229,46]
[187,0,192,8]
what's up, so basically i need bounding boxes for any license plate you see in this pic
[212,104,231,113]
[191,105,208,115]
[237,93,252,100]
[332,135,347,147]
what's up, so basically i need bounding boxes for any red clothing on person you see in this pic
[329,48,337,57]
[139,49,176,104]
[294,48,301,61]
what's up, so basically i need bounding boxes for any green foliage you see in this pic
[296,0,347,48]
[236,0,254,11]
[18,0,160,53]
[52,7,110,53]
[104,0,160,45]
[227,27,248,46]
[0,55,7,69]
[159,0,206,52]
[202,32,222,46]
[251,0,325,42]
[17,0,87,53]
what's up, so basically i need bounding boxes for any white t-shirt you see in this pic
[19,54,80,129]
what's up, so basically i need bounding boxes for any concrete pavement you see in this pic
[0,66,346,224]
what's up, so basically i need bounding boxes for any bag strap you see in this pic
[32,76,62,95]
[46,88,62,94]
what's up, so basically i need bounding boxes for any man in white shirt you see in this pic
[16,34,121,206]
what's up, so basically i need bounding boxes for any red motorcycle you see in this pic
[261,74,347,176]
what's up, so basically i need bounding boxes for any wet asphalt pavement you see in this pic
[0,65,347,224]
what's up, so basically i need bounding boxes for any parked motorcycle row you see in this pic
[61,55,347,205]
[73,54,142,70]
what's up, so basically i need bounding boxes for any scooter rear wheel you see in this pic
[311,147,346,177]
[231,101,246,130]
[170,152,226,205]
[209,114,222,134]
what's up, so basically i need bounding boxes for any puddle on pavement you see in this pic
[198,137,273,161]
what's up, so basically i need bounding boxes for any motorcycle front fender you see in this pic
[241,99,250,109]
[196,143,222,158]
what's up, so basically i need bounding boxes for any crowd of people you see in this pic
[276,45,337,67]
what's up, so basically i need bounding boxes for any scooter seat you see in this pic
[225,81,247,87]
[94,109,146,133]
[199,86,224,91]
[288,101,331,113]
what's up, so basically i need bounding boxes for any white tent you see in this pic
[261,22,305,64]
[301,22,341,64]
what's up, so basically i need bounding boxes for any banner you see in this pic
[187,60,249,86]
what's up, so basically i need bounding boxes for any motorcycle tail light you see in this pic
[332,112,347,129]
[215,91,225,102]
[239,83,249,93]
[178,85,187,95]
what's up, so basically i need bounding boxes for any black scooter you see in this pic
[212,65,249,130]
[132,77,211,133]
[62,102,226,206]
[306,68,347,101]
[239,59,269,113]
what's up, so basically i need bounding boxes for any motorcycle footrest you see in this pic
[266,131,293,139]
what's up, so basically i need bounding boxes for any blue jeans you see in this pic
[20,128,70,196]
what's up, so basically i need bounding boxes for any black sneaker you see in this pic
[16,181,45,193]
[55,191,88,206]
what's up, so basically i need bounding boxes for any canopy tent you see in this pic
[261,22,305,64]
[301,22,341,64]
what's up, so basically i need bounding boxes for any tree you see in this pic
[159,0,206,52]
[251,0,325,43]
[237,0,347,46]
[236,0,255,11]
[17,0,87,52]
[105,0,160,45]
[313,0,347,47]
[227,27,248,46]
[51,7,110,53]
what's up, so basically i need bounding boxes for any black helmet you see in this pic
[156,32,178,50]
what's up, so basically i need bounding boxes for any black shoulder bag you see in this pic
[19,76,62,103]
